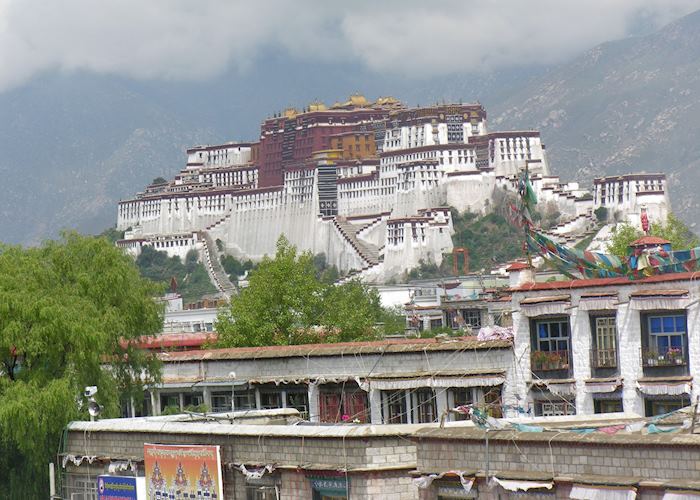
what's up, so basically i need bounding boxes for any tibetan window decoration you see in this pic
[367,371,505,391]
[636,378,691,396]
[519,295,570,317]
[629,289,690,310]
[578,293,618,311]
[585,378,622,394]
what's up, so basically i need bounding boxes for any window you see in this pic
[286,391,309,418]
[246,484,280,500]
[645,314,686,365]
[382,390,407,424]
[259,390,282,409]
[594,399,623,414]
[536,401,574,417]
[211,392,232,413]
[413,389,437,423]
[461,309,482,328]
[592,316,617,368]
[535,319,570,352]
[160,393,180,413]
[319,387,369,423]
[183,392,203,409]
[234,390,256,410]
[449,388,474,421]
[532,318,570,371]
[645,397,690,417]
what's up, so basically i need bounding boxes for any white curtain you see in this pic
[578,298,617,311]
[630,297,689,310]
[493,478,553,491]
[570,484,636,500]
[520,302,569,317]
[636,382,691,396]
[369,375,504,391]
[585,381,621,393]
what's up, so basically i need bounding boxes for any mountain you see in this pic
[488,9,700,230]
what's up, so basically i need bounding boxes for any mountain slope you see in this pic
[490,9,700,229]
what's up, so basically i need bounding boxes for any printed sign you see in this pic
[97,475,145,500]
[143,444,223,499]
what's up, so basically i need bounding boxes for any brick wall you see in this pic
[416,431,700,481]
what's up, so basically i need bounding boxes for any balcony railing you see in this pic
[641,346,686,367]
[531,350,570,371]
[591,348,618,369]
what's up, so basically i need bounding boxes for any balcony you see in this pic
[641,346,686,368]
[591,348,618,369]
[531,350,570,371]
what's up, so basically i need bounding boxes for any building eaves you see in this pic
[158,337,512,363]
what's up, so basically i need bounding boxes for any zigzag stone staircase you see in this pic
[334,219,380,266]
[198,231,237,298]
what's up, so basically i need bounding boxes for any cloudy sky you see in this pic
[1,0,700,93]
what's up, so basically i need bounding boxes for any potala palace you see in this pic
[116,95,670,290]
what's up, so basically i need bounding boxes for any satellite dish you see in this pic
[88,400,102,418]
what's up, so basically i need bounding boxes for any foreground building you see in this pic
[62,410,700,499]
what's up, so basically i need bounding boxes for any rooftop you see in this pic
[159,336,512,363]
[631,236,671,246]
[511,271,700,292]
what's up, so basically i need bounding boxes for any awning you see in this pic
[637,380,691,396]
[578,293,618,311]
[630,290,689,310]
[570,484,636,500]
[493,477,553,491]
[413,471,474,494]
[663,490,700,499]
[546,381,576,397]
[520,295,570,317]
[247,375,358,386]
[532,380,576,396]
[368,374,504,391]
[585,379,622,393]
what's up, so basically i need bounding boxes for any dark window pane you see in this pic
[663,317,675,331]
[650,317,662,333]
[676,316,686,332]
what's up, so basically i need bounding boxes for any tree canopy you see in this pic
[136,246,217,303]
[607,213,700,259]
[0,232,163,498]
[216,236,400,347]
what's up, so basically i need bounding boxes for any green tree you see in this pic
[135,247,217,303]
[0,232,162,498]
[607,213,700,259]
[216,236,387,347]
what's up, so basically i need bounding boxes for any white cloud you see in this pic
[0,0,698,92]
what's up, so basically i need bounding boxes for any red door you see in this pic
[319,392,341,423]
[343,392,369,423]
